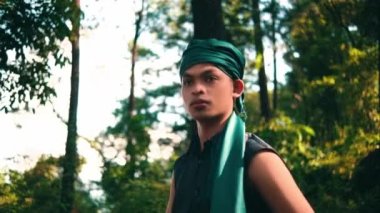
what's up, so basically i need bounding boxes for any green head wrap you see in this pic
[179,39,247,118]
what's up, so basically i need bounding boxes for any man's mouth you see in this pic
[190,99,210,109]
[190,99,209,106]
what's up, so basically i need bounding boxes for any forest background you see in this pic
[0,0,379,212]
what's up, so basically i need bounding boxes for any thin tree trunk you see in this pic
[128,0,146,116]
[60,0,80,212]
[128,1,144,117]
[191,0,228,40]
[271,0,278,112]
[126,0,145,179]
[252,0,271,120]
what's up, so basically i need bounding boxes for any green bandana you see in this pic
[180,39,247,212]
[179,39,247,118]
[179,39,245,79]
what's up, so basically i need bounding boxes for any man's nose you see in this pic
[191,82,205,95]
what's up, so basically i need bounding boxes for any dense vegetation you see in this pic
[0,0,378,212]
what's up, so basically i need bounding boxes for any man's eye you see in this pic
[183,79,192,86]
[205,76,216,82]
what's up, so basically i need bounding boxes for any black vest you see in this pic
[172,133,276,213]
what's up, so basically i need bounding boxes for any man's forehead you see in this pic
[182,64,223,77]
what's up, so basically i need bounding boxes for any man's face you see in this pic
[181,63,237,122]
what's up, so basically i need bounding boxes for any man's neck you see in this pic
[196,113,231,151]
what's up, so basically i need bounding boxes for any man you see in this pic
[166,39,313,213]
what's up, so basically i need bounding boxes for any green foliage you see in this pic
[0,157,61,212]
[0,155,98,213]
[112,179,169,213]
[353,0,379,41]
[2,0,373,211]
[100,87,177,211]
[0,171,30,212]
[121,1,379,211]
[251,113,379,212]
[302,129,379,212]
[107,97,157,170]
[223,0,254,46]
[101,160,171,212]
[0,0,73,112]
[74,184,99,213]
[272,1,380,211]
[251,114,316,171]
[98,1,191,208]
[351,149,380,212]
[145,83,181,99]
[148,0,192,49]
[244,91,261,129]
[282,0,379,141]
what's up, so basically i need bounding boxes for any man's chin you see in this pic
[190,112,223,123]
[190,112,213,121]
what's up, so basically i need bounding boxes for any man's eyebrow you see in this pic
[182,73,193,78]
[200,69,216,76]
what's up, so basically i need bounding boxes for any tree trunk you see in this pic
[271,0,278,112]
[251,0,271,120]
[126,0,145,179]
[60,0,80,212]
[128,2,144,117]
[191,0,228,40]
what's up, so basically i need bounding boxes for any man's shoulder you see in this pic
[173,152,190,171]
[244,133,276,165]
[245,133,274,151]
[174,153,187,164]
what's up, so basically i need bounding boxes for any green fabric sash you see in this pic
[211,112,246,213]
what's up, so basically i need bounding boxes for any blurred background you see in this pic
[0,0,379,212]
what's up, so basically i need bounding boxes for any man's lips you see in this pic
[190,99,210,107]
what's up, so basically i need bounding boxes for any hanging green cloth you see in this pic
[211,112,246,213]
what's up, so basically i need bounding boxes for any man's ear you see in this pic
[233,79,244,98]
